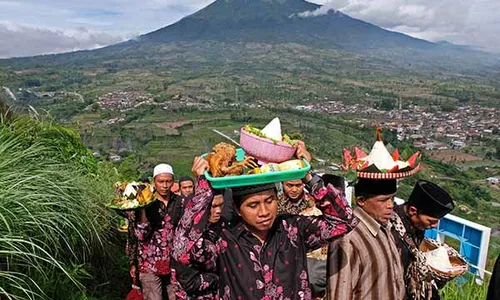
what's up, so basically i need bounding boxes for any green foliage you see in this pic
[463,167,494,180]
[91,102,100,112]
[378,98,396,111]
[6,115,98,173]
[23,78,41,87]
[434,87,476,104]
[423,155,464,178]
[441,276,489,300]
[0,115,122,299]
[230,112,252,122]
[419,156,493,206]
[440,102,457,112]
[117,154,141,180]
[153,92,172,103]
[440,180,492,207]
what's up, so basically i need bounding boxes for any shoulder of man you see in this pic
[340,223,374,259]
[328,232,372,269]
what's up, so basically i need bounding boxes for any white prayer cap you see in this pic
[153,164,174,178]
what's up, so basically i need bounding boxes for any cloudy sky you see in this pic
[0,0,498,58]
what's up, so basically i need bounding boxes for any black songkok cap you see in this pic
[322,174,345,191]
[178,176,194,184]
[232,183,277,207]
[213,189,224,196]
[408,180,454,219]
[354,178,397,197]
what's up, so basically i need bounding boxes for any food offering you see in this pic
[107,181,158,211]
[341,127,421,180]
[117,218,129,233]
[243,117,297,146]
[203,117,310,188]
[206,142,259,177]
[240,118,298,164]
[419,238,468,281]
[203,145,310,189]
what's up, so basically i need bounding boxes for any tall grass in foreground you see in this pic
[441,275,490,300]
[0,115,120,299]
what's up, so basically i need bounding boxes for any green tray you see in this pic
[203,148,311,189]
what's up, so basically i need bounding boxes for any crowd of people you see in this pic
[122,141,500,300]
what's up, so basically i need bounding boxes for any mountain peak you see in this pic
[187,0,319,20]
[140,0,435,53]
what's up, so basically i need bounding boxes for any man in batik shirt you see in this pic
[171,189,226,299]
[179,176,195,199]
[134,164,184,300]
[278,179,312,215]
[173,143,356,300]
[278,178,331,299]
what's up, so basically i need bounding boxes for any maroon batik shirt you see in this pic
[134,193,183,275]
[173,176,356,300]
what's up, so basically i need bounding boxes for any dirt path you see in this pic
[155,120,193,130]
[427,149,482,163]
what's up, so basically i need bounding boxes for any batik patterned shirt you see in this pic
[171,222,223,300]
[173,176,356,300]
[392,204,425,273]
[134,193,183,275]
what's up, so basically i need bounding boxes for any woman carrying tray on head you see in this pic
[172,142,357,300]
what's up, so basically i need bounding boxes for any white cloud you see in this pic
[0,0,216,58]
[297,5,337,17]
[307,0,500,52]
[0,0,216,34]
[0,22,129,58]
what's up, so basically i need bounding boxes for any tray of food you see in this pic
[107,181,158,211]
[203,146,310,188]
[203,117,310,188]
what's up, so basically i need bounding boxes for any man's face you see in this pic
[154,173,174,197]
[357,193,396,225]
[209,194,224,224]
[238,189,278,234]
[283,180,304,201]
[179,180,194,197]
[408,206,440,230]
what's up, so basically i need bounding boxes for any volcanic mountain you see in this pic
[2,0,497,71]
[141,0,434,52]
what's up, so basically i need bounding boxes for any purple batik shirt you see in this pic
[173,176,356,300]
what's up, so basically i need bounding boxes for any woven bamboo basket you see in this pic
[420,238,468,280]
